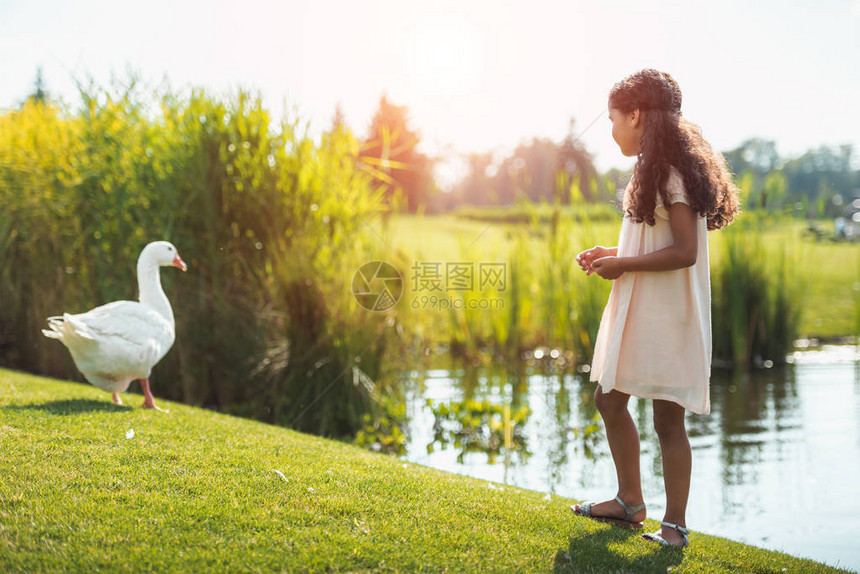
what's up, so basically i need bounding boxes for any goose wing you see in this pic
[49,301,175,379]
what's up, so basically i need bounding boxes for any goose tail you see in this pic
[42,313,96,342]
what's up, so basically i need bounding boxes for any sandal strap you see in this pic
[574,502,593,517]
[661,521,690,546]
[641,531,667,546]
[614,495,646,521]
[660,521,689,535]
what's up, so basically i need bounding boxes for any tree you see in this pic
[723,139,780,207]
[724,138,780,176]
[459,120,599,208]
[447,117,602,209]
[454,151,498,206]
[781,145,858,217]
[358,94,435,212]
[495,138,558,204]
[28,67,48,105]
[329,101,346,132]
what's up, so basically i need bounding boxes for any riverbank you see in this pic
[398,345,860,571]
[0,369,850,572]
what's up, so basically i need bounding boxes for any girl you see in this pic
[572,69,739,547]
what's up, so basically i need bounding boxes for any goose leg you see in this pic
[139,379,166,412]
[112,392,123,405]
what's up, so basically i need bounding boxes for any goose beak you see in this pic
[173,254,187,272]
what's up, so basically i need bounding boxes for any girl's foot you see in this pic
[572,496,646,523]
[642,521,689,547]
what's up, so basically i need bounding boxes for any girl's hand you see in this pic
[591,256,625,280]
[576,246,614,275]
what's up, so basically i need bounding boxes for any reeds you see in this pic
[425,201,616,367]
[711,212,802,367]
[0,83,392,437]
[427,204,803,370]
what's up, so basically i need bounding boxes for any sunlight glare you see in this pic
[402,12,485,100]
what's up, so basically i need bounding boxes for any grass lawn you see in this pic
[0,368,849,573]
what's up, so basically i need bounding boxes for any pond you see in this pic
[399,345,860,572]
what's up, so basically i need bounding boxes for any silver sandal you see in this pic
[641,521,690,547]
[570,495,646,530]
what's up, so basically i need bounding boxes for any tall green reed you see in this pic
[711,212,802,367]
[0,83,393,438]
[436,198,616,367]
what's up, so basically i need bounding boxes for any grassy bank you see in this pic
[0,369,848,573]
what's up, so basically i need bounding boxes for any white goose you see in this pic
[42,241,187,409]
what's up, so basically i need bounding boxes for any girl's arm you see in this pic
[592,203,698,278]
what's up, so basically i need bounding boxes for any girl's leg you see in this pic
[574,387,645,521]
[652,399,691,545]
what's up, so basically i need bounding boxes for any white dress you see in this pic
[589,166,712,414]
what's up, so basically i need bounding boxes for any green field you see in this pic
[0,368,850,573]
[384,213,857,341]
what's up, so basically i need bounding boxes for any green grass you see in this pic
[0,368,849,573]
[708,220,858,341]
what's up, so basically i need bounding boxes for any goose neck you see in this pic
[137,259,173,323]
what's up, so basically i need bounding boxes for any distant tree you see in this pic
[329,102,346,132]
[495,138,559,204]
[358,94,434,212]
[722,143,859,217]
[474,123,599,207]
[455,151,498,206]
[723,138,780,176]
[781,144,858,217]
[558,117,599,202]
[28,67,48,105]
[450,120,601,209]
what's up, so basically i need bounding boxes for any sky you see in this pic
[1,0,858,188]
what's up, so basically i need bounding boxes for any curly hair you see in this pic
[609,69,739,230]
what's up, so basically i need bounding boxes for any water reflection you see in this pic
[427,398,531,464]
[400,346,860,571]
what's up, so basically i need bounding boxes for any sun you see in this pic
[401,12,485,100]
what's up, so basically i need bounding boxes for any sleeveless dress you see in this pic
[589,166,712,414]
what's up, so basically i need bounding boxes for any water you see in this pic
[399,345,860,572]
